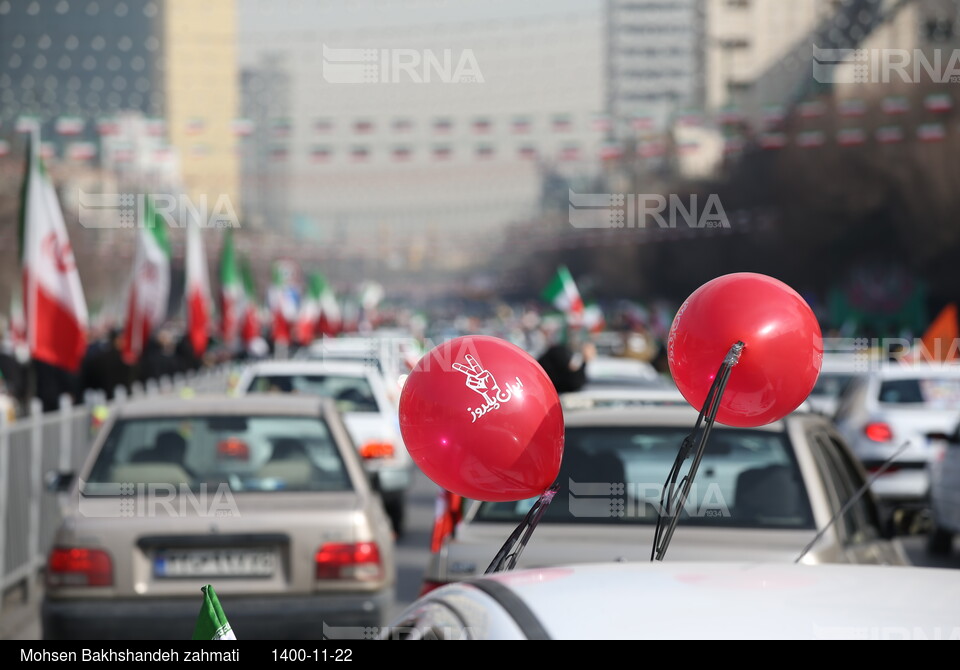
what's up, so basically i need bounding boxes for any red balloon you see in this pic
[399,335,564,502]
[667,273,823,427]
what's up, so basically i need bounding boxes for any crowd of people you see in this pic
[0,324,211,416]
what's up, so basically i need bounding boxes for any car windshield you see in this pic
[475,426,815,530]
[878,377,960,407]
[83,414,352,494]
[247,374,380,413]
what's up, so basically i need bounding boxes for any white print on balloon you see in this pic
[453,354,524,423]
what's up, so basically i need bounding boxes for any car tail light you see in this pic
[217,437,250,461]
[315,542,383,581]
[46,547,113,587]
[418,580,448,597]
[359,441,395,460]
[864,422,894,442]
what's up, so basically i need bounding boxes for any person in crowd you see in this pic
[79,328,133,401]
[537,326,597,394]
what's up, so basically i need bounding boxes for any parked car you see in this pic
[833,363,960,519]
[233,359,414,536]
[385,560,960,640]
[926,424,960,556]
[420,406,909,594]
[42,395,396,640]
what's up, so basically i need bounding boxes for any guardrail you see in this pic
[0,363,240,611]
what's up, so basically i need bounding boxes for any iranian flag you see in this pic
[19,134,89,372]
[185,219,212,358]
[542,265,583,324]
[121,198,171,364]
[316,274,342,337]
[268,262,298,346]
[192,584,236,640]
[294,273,322,346]
[583,302,606,334]
[219,228,242,350]
[239,256,260,345]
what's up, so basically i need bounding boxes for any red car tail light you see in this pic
[864,422,894,442]
[217,437,250,461]
[359,441,395,460]
[315,542,383,581]
[46,547,113,587]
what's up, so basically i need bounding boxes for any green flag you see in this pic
[192,584,237,640]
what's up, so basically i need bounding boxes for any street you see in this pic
[2,463,959,641]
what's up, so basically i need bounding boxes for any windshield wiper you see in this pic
[485,482,559,574]
[651,341,744,562]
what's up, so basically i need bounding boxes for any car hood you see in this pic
[434,523,834,581]
[477,562,960,639]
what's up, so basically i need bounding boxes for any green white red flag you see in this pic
[185,218,212,358]
[121,198,170,364]
[19,133,88,372]
[219,228,242,351]
[542,265,584,325]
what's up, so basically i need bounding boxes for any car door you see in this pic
[808,428,905,564]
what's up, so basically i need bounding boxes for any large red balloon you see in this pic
[668,273,823,427]
[398,335,564,502]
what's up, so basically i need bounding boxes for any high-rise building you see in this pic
[237,0,607,269]
[705,0,843,113]
[605,0,707,136]
[0,0,238,211]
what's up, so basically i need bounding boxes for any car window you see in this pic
[475,426,815,530]
[878,377,960,408]
[84,415,352,493]
[246,374,380,413]
[809,432,881,546]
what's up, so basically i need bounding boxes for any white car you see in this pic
[559,385,689,412]
[384,561,960,640]
[419,406,909,595]
[583,355,663,389]
[234,359,414,536]
[303,334,423,406]
[833,363,960,518]
[805,353,863,416]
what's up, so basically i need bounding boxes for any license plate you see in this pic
[154,548,277,578]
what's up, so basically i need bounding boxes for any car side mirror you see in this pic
[44,470,75,493]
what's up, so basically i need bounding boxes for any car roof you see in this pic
[561,405,793,432]
[864,362,960,379]
[560,387,689,411]
[110,393,332,419]
[242,359,380,376]
[463,561,960,639]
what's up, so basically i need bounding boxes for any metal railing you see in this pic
[0,363,240,610]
